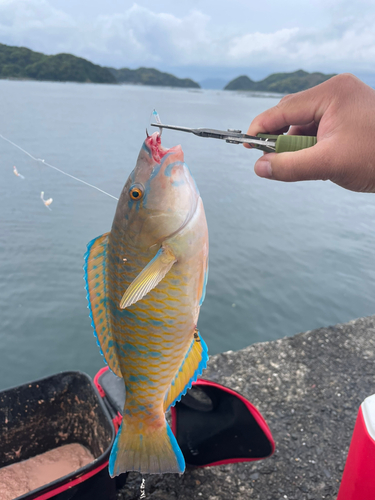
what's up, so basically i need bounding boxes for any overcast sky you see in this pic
[1,0,375,84]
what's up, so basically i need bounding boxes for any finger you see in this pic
[243,125,290,149]
[244,123,317,150]
[288,121,318,137]
[246,83,332,137]
[253,141,334,182]
[266,125,290,136]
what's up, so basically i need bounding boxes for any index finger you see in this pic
[246,81,332,137]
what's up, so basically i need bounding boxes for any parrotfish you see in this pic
[84,132,209,475]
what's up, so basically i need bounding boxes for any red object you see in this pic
[337,394,375,500]
[93,366,107,398]
[94,366,123,433]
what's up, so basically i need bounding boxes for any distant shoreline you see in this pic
[0,77,284,96]
[1,42,335,92]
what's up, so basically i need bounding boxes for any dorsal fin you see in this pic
[84,233,122,377]
[164,330,208,412]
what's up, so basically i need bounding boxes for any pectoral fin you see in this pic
[119,245,177,309]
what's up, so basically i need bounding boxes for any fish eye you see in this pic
[129,184,144,200]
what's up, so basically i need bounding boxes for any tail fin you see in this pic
[108,418,185,476]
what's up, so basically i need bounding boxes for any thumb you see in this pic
[254,141,333,182]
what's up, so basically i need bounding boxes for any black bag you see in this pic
[94,367,275,468]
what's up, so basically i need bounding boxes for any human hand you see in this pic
[246,73,375,192]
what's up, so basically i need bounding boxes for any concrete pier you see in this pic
[118,315,375,499]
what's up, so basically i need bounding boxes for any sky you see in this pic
[1,0,375,85]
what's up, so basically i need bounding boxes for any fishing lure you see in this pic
[13,166,25,179]
[40,191,53,210]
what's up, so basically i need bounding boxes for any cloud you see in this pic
[228,29,300,60]
[1,0,375,76]
[0,0,75,53]
[89,5,212,66]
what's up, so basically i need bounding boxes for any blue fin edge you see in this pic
[167,422,185,472]
[83,235,115,374]
[108,420,121,476]
[166,332,209,412]
[199,260,209,306]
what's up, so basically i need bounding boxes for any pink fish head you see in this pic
[113,132,200,249]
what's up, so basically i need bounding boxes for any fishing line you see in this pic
[0,133,119,201]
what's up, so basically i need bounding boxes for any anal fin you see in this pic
[164,330,208,412]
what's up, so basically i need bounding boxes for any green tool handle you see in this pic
[257,134,317,153]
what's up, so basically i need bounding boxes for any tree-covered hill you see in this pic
[0,43,116,83]
[0,43,200,88]
[107,66,200,88]
[224,70,336,93]
[1,43,334,92]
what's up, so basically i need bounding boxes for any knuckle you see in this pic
[273,96,295,131]
[277,94,293,107]
[333,73,360,92]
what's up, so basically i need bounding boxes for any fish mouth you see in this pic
[145,132,181,164]
[142,131,199,245]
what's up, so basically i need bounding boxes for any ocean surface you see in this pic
[1,80,375,391]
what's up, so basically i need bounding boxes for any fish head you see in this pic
[114,132,200,249]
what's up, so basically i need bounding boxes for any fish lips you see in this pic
[119,143,199,249]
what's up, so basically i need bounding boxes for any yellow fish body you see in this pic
[84,132,209,475]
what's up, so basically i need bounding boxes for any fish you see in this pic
[84,131,209,476]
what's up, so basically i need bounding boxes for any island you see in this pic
[0,43,200,88]
[0,43,116,84]
[106,67,200,88]
[1,43,336,92]
[224,69,336,94]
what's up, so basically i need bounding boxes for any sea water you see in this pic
[1,80,375,391]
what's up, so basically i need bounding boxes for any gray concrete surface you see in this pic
[118,315,375,499]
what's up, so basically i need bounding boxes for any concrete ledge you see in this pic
[118,315,375,499]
